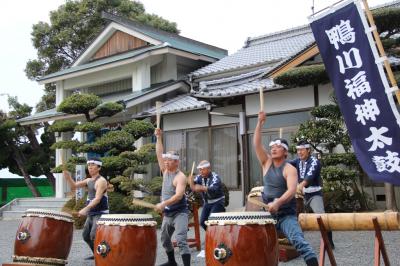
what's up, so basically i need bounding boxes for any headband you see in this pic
[296,144,311,149]
[162,153,180,160]
[87,160,102,166]
[197,162,210,169]
[269,140,288,151]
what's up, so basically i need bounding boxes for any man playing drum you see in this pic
[253,111,318,266]
[189,160,225,230]
[62,158,109,260]
[154,128,191,266]
[290,139,335,248]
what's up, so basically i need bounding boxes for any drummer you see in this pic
[154,128,191,266]
[189,160,225,230]
[253,111,318,266]
[63,158,109,260]
[290,139,334,248]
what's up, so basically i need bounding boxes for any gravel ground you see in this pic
[1,218,399,266]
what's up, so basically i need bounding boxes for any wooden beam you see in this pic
[269,45,319,78]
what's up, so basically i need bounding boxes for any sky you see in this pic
[0,0,393,178]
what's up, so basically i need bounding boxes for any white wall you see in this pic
[211,105,242,126]
[246,86,314,115]
[163,110,208,131]
[318,83,334,105]
[226,191,245,211]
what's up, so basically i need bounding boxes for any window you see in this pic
[163,125,239,189]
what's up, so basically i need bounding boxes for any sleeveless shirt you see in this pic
[86,176,109,216]
[161,170,188,216]
[262,162,296,216]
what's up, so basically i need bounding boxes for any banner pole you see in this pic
[362,0,400,102]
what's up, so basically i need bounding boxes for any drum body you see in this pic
[205,212,278,266]
[94,214,157,266]
[13,209,74,266]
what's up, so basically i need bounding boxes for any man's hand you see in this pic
[258,111,266,125]
[296,184,304,198]
[267,199,281,214]
[78,207,89,217]
[154,202,165,213]
[154,128,162,138]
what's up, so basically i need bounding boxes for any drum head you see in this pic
[24,208,73,223]
[97,214,157,226]
[206,211,276,226]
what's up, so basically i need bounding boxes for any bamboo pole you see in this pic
[363,0,400,102]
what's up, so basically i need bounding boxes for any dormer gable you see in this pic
[92,30,149,60]
[73,21,162,67]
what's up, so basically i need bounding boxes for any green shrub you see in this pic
[74,122,102,132]
[274,64,329,87]
[94,102,124,117]
[48,120,77,132]
[123,120,154,139]
[50,140,81,151]
[57,93,101,114]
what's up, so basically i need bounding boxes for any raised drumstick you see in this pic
[156,101,162,129]
[259,86,264,111]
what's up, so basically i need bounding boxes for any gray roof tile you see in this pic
[192,25,314,77]
[133,94,209,117]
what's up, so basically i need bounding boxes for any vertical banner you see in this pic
[75,164,86,200]
[310,0,400,185]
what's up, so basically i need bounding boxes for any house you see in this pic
[136,1,400,210]
[19,12,227,198]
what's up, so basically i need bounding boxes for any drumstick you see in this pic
[132,199,157,209]
[259,86,264,111]
[188,161,196,185]
[190,161,195,177]
[247,196,269,210]
[156,101,162,128]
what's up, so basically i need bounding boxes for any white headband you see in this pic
[162,153,180,160]
[87,160,102,166]
[197,162,210,169]
[269,140,288,151]
[296,144,311,149]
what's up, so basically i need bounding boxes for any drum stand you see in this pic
[316,216,390,266]
[317,216,336,266]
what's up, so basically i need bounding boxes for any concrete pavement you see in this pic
[1,218,399,265]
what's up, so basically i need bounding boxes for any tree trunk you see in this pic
[11,147,41,197]
[25,125,56,190]
[385,183,398,211]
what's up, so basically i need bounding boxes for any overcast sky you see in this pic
[0,0,392,178]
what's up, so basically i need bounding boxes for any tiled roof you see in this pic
[192,68,278,98]
[16,108,64,124]
[37,44,166,82]
[191,25,315,77]
[102,12,227,60]
[133,94,209,118]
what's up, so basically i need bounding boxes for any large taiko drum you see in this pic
[13,209,74,266]
[94,214,157,266]
[205,212,278,266]
[245,186,264,211]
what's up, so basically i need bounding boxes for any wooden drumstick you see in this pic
[132,199,157,209]
[259,86,264,111]
[188,162,196,185]
[156,101,162,129]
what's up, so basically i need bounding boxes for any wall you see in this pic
[246,86,314,115]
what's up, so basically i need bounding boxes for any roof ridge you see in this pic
[245,24,311,47]
[101,12,227,54]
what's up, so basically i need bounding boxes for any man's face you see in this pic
[199,167,211,177]
[297,148,310,161]
[270,144,287,159]
[164,158,179,171]
[87,163,100,177]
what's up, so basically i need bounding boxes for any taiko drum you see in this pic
[13,209,74,266]
[94,214,157,266]
[205,212,278,266]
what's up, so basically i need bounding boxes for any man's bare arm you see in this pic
[154,128,165,172]
[253,111,270,173]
